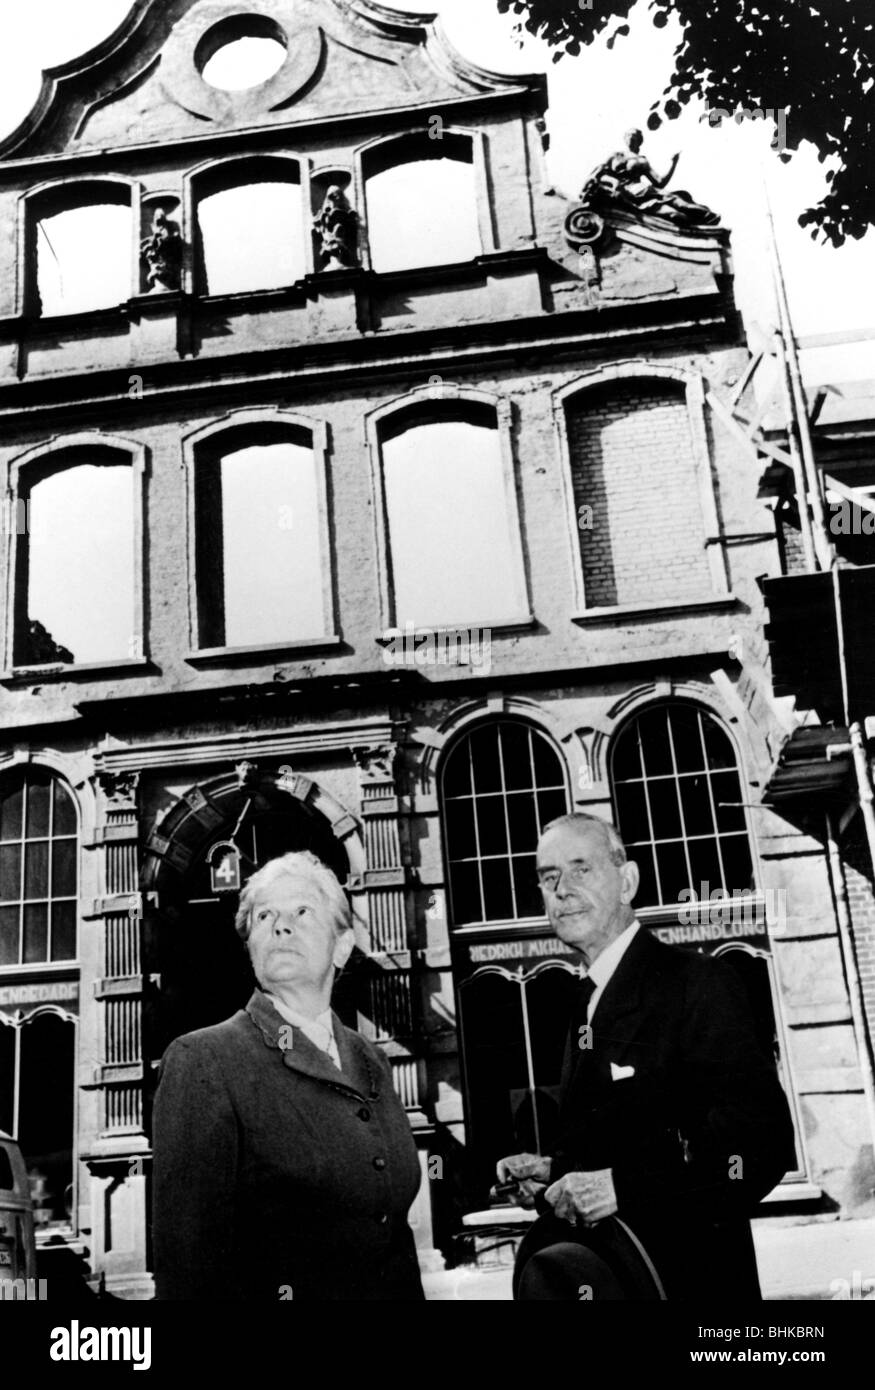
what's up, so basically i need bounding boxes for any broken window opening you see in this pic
[195,436,326,649]
[196,173,306,295]
[364,137,480,273]
[15,459,135,667]
[381,409,523,627]
[34,201,133,316]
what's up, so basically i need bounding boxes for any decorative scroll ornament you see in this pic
[564,206,606,251]
[312,185,359,271]
[140,209,183,292]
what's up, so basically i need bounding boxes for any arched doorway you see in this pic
[142,767,355,1056]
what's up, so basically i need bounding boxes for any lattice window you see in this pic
[610,704,753,907]
[442,721,569,926]
[0,769,78,966]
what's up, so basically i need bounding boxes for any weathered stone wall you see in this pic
[0,0,871,1296]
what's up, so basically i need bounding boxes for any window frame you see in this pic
[355,127,494,274]
[365,385,531,634]
[0,765,80,970]
[0,760,81,1234]
[3,433,147,677]
[182,408,338,661]
[184,152,314,297]
[440,716,572,932]
[552,362,730,618]
[608,699,756,910]
[18,176,139,319]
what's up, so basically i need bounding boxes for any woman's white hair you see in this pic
[234,850,351,942]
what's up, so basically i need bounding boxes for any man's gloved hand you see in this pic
[544,1168,618,1226]
[494,1153,552,1208]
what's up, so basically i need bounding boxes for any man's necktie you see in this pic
[570,972,597,1039]
[560,973,597,1091]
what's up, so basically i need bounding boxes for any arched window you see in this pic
[610,704,753,908]
[191,421,331,650]
[193,158,306,294]
[378,402,527,627]
[28,183,133,316]
[565,379,713,609]
[441,720,569,926]
[12,446,138,667]
[0,768,78,967]
[362,133,481,273]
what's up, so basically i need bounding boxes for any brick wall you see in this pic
[567,381,713,608]
[843,820,875,1044]
[776,502,808,576]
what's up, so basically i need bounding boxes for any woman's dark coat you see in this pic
[151,988,424,1301]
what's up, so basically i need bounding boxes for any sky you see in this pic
[0,0,871,386]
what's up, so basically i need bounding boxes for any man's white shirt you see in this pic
[583,920,640,1023]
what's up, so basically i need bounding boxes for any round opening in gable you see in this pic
[197,15,288,92]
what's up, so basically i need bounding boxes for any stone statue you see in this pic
[140,208,183,292]
[579,129,720,229]
[312,185,359,270]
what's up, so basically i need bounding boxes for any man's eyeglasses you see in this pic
[536,865,592,893]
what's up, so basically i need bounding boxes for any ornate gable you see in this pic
[0,0,544,158]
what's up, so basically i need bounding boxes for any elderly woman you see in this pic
[152,851,424,1301]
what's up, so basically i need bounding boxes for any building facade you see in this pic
[0,0,872,1297]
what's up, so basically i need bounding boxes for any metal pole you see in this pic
[773,327,818,572]
[766,195,833,569]
[517,977,541,1155]
[762,186,823,572]
[12,1025,21,1139]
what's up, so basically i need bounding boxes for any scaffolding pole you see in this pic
[765,186,832,571]
[771,327,819,572]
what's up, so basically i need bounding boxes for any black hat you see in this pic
[513,1211,667,1301]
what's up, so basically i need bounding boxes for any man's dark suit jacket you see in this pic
[552,928,796,1299]
[151,989,424,1301]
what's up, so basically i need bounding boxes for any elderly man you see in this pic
[152,850,424,1301]
[498,813,795,1300]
